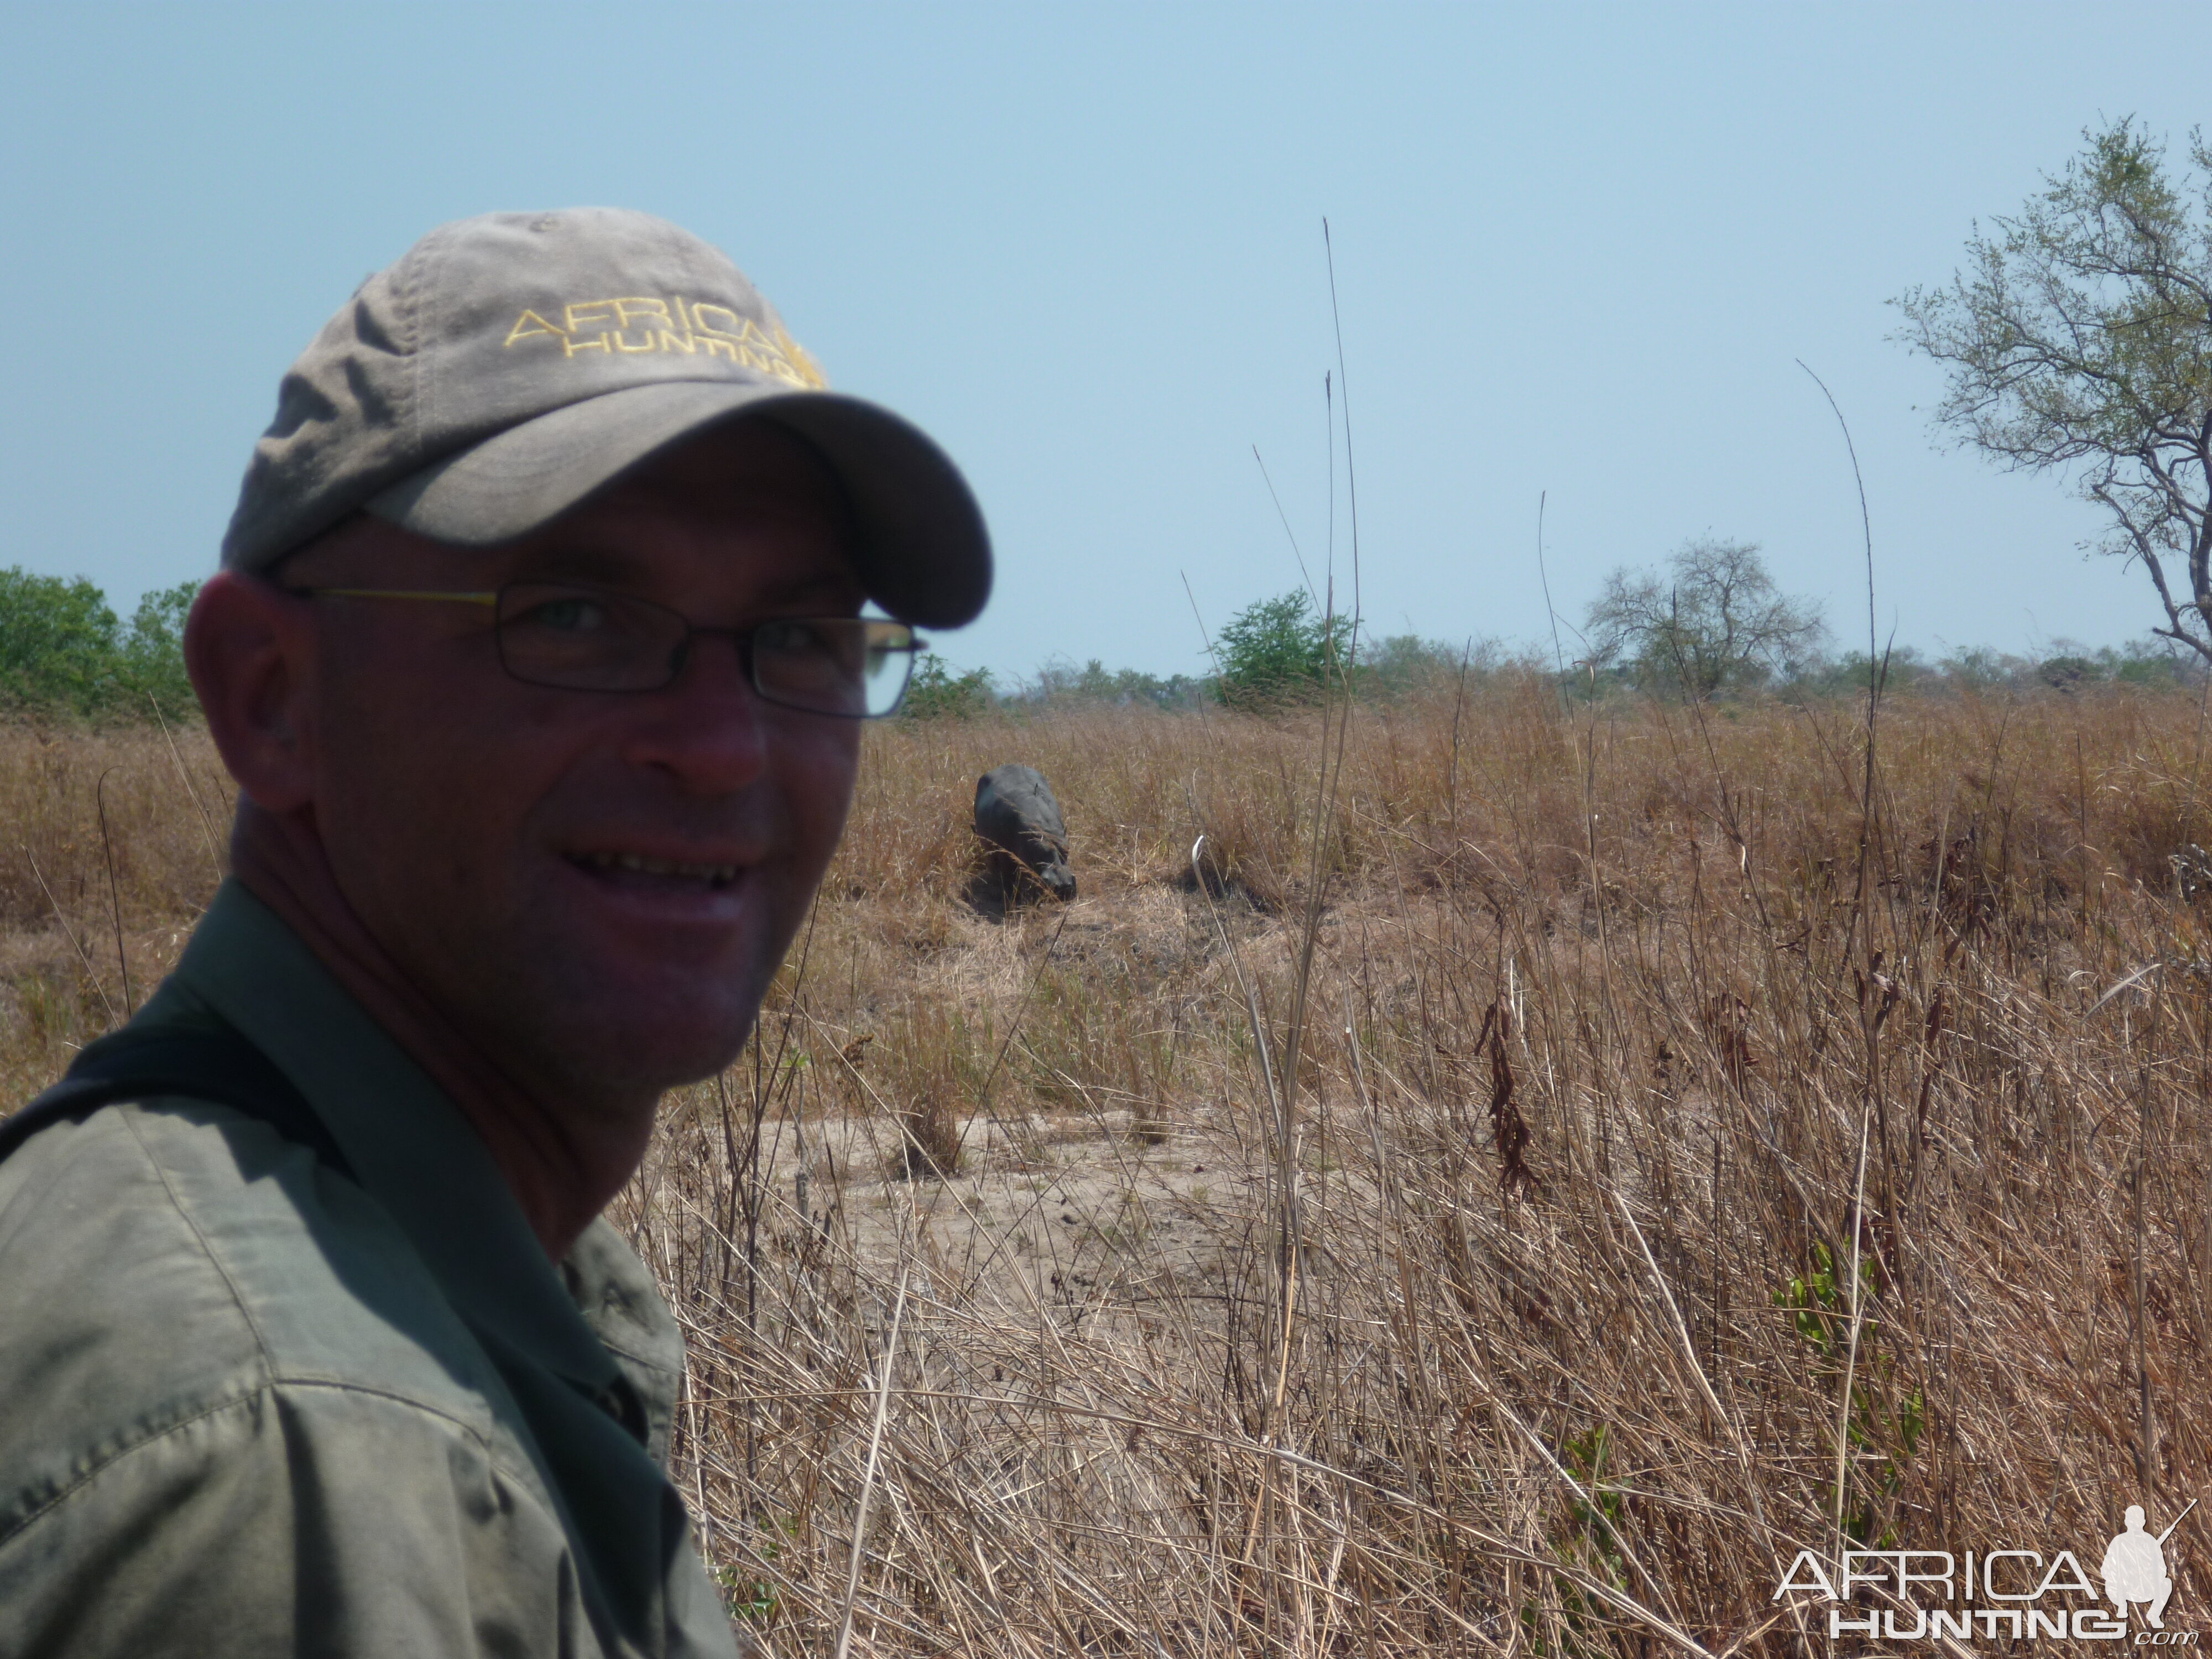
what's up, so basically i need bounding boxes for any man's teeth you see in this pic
[581,852,740,884]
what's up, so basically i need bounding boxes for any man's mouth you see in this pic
[571,851,745,890]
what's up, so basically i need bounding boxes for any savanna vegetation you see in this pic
[5,660,2208,1655]
[10,107,2212,1657]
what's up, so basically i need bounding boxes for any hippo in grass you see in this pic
[973,764,1076,906]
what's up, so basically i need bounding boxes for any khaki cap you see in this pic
[222,208,990,628]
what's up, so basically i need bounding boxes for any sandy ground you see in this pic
[709,1095,1272,1329]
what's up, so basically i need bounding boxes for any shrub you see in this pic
[901,654,995,719]
[0,570,124,714]
[121,581,201,719]
[2039,654,2100,692]
[0,568,201,721]
[1360,633,1464,698]
[1214,589,1349,705]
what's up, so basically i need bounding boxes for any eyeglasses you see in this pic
[294,581,926,718]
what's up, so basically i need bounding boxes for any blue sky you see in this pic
[4,3,2210,679]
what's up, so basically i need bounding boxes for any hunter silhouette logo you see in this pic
[2105,1504,2192,1630]
[1773,1500,2199,1644]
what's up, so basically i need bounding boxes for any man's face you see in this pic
[281,419,865,1104]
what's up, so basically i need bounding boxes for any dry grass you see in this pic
[6,679,2210,1655]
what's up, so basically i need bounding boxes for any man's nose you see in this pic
[622,630,769,792]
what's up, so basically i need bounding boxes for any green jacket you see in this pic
[0,881,739,1657]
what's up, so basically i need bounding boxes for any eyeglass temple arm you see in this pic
[312,592,922,638]
[305,589,501,606]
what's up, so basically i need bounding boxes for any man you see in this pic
[0,208,989,1656]
[2102,1505,2176,1628]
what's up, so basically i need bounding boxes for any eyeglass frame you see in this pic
[285,581,928,719]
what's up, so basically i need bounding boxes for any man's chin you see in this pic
[513,1000,760,1105]
[505,946,774,1096]
[485,858,803,1094]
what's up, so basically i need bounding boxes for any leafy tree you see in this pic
[2109,645,2189,689]
[1893,118,2212,663]
[2038,654,2101,692]
[121,580,201,718]
[1213,589,1351,705]
[1584,539,1825,697]
[900,653,994,719]
[1361,633,1464,698]
[1026,658,1207,711]
[0,567,202,718]
[0,568,124,713]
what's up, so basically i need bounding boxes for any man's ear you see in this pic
[185,571,319,813]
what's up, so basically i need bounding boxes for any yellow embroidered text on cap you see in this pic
[503,298,827,389]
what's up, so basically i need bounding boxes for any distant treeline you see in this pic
[909,639,2200,719]
[905,586,2204,718]
[1,568,2198,724]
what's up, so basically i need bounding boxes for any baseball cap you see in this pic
[221,208,990,629]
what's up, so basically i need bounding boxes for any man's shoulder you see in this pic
[0,1099,518,1538]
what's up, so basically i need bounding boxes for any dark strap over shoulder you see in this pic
[0,1026,354,1180]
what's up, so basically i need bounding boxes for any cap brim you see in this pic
[364,379,991,628]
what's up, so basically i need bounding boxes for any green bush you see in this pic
[1214,589,1352,706]
[0,570,122,713]
[901,654,995,719]
[0,567,201,720]
[1361,633,1464,698]
[2039,654,2101,692]
[120,581,200,718]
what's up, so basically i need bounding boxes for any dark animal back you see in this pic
[974,764,1067,852]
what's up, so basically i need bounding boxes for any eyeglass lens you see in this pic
[493,583,916,716]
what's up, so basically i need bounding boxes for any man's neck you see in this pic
[228,801,653,1259]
